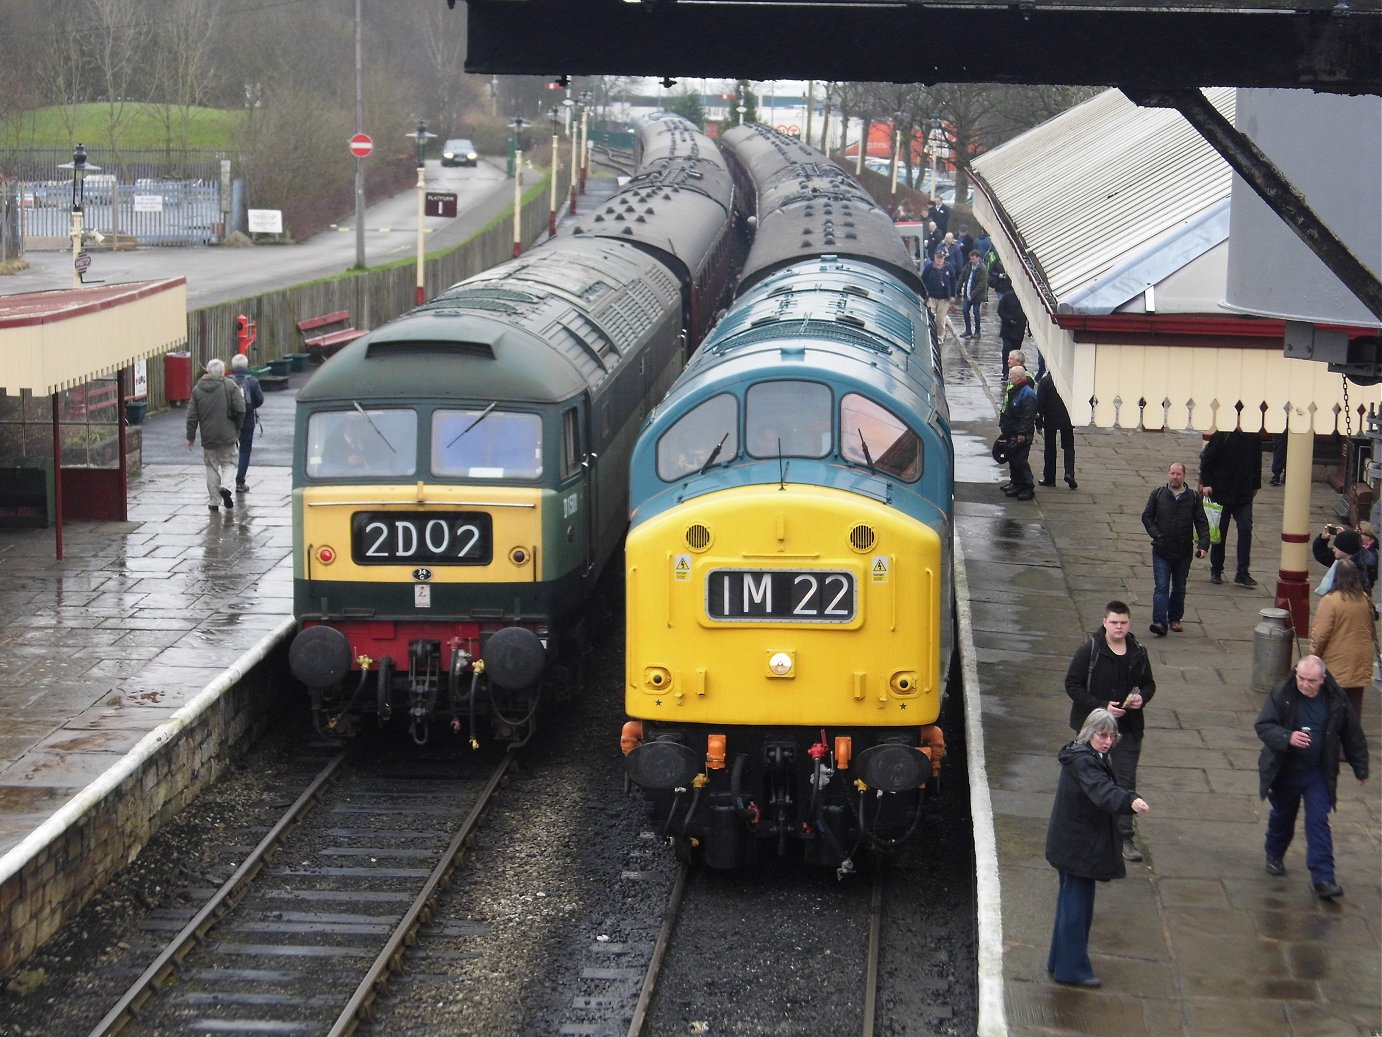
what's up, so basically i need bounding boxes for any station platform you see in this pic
[944,322,1382,1036]
[0,196,1375,1034]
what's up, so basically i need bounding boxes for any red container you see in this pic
[164,351,192,405]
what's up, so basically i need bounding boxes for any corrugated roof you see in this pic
[971,88,1235,308]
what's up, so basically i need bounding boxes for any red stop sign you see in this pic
[348,133,374,158]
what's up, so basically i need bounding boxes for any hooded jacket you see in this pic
[186,373,245,449]
[1044,741,1134,881]
[1064,630,1156,736]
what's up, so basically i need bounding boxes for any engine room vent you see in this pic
[684,524,713,552]
[849,523,877,552]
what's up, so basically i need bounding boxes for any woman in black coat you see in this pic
[1045,708,1150,988]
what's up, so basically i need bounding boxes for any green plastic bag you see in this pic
[1204,500,1224,545]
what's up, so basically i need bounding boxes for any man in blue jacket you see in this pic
[999,365,1038,500]
[229,353,265,492]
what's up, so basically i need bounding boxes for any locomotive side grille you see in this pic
[849,523,876,552]
[685,524,712,551]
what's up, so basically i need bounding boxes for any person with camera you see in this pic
[1312,524,1377,594]
[1140,462,1210,636]
[1255,655,1368,899]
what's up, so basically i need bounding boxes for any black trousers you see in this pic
[1006,437,1034,493]
[1042,424,1075,482]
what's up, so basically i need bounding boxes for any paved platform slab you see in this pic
[945,319,1381,1037]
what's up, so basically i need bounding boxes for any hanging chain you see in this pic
[1342,375,1353,437]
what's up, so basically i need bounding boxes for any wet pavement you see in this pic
[0,198,1375,1034]
[943,316,1381,1036]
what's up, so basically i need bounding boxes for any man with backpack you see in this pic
[229,354,265,492]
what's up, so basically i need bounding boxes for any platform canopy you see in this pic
[971,90,1380,434]
[0,280,187,395]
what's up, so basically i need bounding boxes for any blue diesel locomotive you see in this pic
[621,125,955,870]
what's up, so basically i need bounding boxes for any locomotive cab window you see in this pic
[840,393,922,481]
[656,393,739,481]
[306,409,417,479]
[560,407,582,482]
[432,408,543,480]
[746,380,832,459]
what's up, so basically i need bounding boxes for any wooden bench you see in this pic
[0,464,53,528]
[298,311,367,364]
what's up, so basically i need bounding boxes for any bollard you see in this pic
[1250,608,1294,692]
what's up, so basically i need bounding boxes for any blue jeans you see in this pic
[1266,766,1335,884]
[1151,550,1192,626]
[963,298,982,335]
[236,421,255,485]
[1047,871,1098,983]
[1209,499,1253,579]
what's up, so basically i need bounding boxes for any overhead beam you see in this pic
[463,2,1382,95]
[1125,88,1382,322]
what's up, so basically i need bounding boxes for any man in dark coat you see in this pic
[997,287,1028,378]
[229,353,265,493]
[1045,708,1149,987]
[998,365,1038,500]
[1035,370,1076,490]
[1199,428,1262,587]
[1064,601,1155,860]
[185,358,246,512]
[1311,525,1377,594]
[1140,462,1210,636]
[1255,655,1368,899]
[920,251,956,343]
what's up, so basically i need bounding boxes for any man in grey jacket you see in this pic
[186,358,246,512]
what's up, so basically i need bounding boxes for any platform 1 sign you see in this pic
[425,191,458,218]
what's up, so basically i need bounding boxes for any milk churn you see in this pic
[1251,608,1294,692]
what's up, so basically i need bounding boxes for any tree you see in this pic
[147,0,220,167]
[664,89,705,130]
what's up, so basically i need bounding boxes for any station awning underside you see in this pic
[460,0,1382,95]
[0,280,188,396]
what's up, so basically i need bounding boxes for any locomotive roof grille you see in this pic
[365,340,496,359]
[709,320,895,357]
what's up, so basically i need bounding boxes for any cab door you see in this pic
[557,401,594,578]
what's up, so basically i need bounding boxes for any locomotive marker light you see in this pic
[768,651,795,677]
[407,120,437,305]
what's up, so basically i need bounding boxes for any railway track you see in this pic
[86,746,515,1037]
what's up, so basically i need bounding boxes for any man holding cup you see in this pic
[1255,655,1368,899]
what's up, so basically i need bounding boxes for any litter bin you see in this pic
[164,351,192,406]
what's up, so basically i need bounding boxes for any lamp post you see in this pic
[578,91,592,194]
[59,144,98,289]
[566,94,579,216]
[929,116,944,201]
[889,112,903,214]
[510,116,527,257]
[548,106,561,237]
[855,119,866,176]
[736,94,746,126]
[407,119,436,305]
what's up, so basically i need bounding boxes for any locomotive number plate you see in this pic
[705,568,856,623]
[351,511,493,565]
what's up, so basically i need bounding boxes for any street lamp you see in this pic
[736,94,746,126]
[578,91,592,194]
[59,143,99,288]
[855,118,866,176]
[510,116,528,257]
[565,93,578,216]
[889,111,903,214]
[928,116,944,202]
[548,106,561,237]
[407,119,436,305]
